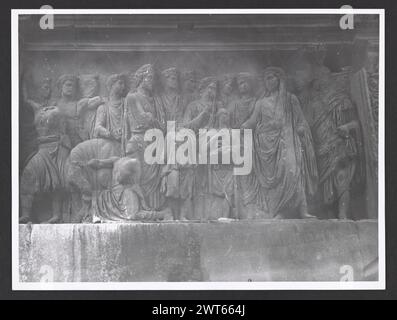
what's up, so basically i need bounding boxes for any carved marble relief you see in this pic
[19,50,379,223]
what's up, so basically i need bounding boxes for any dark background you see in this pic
[0,0,395,300]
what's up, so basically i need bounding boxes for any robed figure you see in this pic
[122,64,165,210]
[311,66,361,219]
[93,74,127,152]
[242,67,318,219]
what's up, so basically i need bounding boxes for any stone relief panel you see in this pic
[19,49,378,223]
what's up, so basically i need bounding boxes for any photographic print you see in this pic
[12,9,385,290]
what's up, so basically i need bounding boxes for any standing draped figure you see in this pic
[182,76,218,219]
[242,67,318,219]
[123,64,165,210]
[311,66,361,219]
[93,73,127,153]
[228,72,264,218]
[155,67,187,220]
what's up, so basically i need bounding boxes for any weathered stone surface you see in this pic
[19,220,378,282]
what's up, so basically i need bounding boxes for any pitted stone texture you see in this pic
[19,220,378,282]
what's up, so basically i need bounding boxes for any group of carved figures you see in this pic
[19,62,372,223]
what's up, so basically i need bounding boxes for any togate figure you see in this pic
[242,67,318,219]
[123,64,165,211]
[93,73,126,148]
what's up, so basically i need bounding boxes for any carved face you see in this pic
[141,72,154,92]
[165,74,178,90]
[80,76,99,98]
[111,79,125,97]
[40,82,51,100]
[62,80,76,98]
[183,78,196,93]
[294,70,312,91]
[203,82,217,100]
[313,74,330,91]
[222,79,234,95]
[237,78,250,95]
[264,73,279,93]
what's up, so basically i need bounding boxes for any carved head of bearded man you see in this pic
[57,74,78,100]
[263,67,284,94]
[161,67,179,92]
[133,64,155,93]
[198,77,218,101]
[79,74,100,98]
[106,74,126,98]
[236,72,253,96]
[220,73,235,96]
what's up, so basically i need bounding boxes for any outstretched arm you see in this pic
[77,96,105,116]
[87,157,119,170]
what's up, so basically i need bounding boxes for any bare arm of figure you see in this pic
[87,157,119,170]
[76,96,105,116]
[93,105,111,139]
[22,79,42,113]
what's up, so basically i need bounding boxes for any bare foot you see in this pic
[19,216,31,224]
[300,212,317,219]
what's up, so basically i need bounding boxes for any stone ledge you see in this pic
[19,220,378,282]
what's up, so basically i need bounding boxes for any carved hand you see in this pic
[336,124,350,138]
[141,112,153,124]
[88,96,105,109]
[104,130,112,138]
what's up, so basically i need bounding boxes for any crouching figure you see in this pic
[86,140,173,223]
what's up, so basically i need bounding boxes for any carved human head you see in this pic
[39,77,52,100]
[263,67,285,93]
[236,72,253,95]
[161,67,179,91]
[220,73,236,96]
[57,74,78,99]
[181,70,197,93]
[292,62,314,92]
[198,76,218,100]
[79,74,100,98]
[114,158,141,186]
[133,64,154,93]
[106,74,126,97]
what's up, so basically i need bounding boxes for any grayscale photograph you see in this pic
[12,9,384,289]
